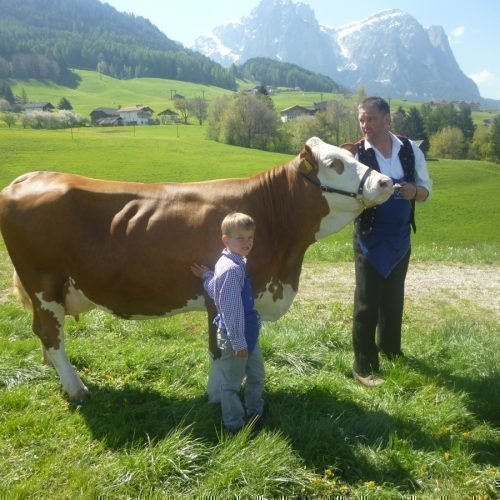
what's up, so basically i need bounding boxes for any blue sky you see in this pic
[102,0,499,100]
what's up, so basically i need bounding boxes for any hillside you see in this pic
[10,70,236,117]
[0,0,235,89]
[237,58,345,93]
[10,70,497,127]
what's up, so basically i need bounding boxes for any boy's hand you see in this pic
[235,348,248,358]
[191,263,210,278]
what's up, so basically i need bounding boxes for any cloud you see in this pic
[451,26,465,39]
[469,70,494,85]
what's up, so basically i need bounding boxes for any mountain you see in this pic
[193,0,480,102]
[0,0,236,89]
[237,58,345,93]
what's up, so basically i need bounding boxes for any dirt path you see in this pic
[298,262,499,321]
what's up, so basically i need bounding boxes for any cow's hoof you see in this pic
[68,386,91,401]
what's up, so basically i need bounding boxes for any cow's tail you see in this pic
[13,271,33,311]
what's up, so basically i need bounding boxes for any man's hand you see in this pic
[235,348,248,358]
[400,182,418,200]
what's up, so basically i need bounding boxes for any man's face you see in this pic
[358,106,390,143]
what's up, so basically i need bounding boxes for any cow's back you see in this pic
[0,171,247,317]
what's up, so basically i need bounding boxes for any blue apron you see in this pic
[357,178,411,278]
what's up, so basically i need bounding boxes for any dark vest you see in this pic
[355,136,416,236]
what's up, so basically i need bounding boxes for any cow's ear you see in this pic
[297,144,318,174]
[340,143,357,157]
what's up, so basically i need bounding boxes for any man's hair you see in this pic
[359,96,391,115]
[221,212,256,236]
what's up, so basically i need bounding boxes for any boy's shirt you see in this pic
[202,249,247,352]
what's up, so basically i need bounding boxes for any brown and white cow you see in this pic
[0,137,393,400]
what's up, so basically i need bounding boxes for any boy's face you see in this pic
[222,228,255,257]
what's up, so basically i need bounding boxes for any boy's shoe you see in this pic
[352,369,385,387]
[225,425,243,436]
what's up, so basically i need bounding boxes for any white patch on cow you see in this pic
[127,296,206,320]
[64,278,97,316]
[34,292,89,400]
[255,281,296,321]
[35,292,65,328]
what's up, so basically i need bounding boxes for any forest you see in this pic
[0,0,236,89]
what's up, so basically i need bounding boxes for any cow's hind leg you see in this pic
[31,284,90,401]
[14,271,53,366]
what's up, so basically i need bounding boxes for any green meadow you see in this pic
[12,69,497,125]
[0,122,498,497]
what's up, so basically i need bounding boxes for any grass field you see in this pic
[0,125,498,498]
[9,69,498,126]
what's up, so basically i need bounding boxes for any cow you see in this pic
[0,137,393,401]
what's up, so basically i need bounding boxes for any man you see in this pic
[351,97,432,387]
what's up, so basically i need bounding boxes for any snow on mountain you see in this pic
[193,2,480,102]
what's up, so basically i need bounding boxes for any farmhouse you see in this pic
[280,105,317,122]
[157,108,179,124]
[117,105,154,125]
[23,102,55,114]
[89,107,122,126]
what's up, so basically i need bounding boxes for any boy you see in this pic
[191,212,265,434]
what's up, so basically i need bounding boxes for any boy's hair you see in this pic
[221,212,256,236]
[359,96,391,115]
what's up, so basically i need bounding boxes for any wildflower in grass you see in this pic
[324,468,334,478]
[444,452,450,460]
[462,431,470,439]
[364,480,376,487]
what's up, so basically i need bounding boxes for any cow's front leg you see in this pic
[32,293,90,401]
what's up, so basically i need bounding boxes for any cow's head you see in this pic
[295,137,393,237]
[299,136,393,208]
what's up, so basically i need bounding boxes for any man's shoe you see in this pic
[353,369,385,387]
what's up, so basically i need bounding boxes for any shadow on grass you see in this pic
[265,381,499,490]
[408,357,499,428]
[407,357,500,466]
[71,363,498,493]
[71,383,222,449]
[266,386,421,493]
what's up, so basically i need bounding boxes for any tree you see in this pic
[0,80,14,104]
[188,97,208,126]
[174,98,190,124]
[20,88,29,105]
[391,106,407,135]
[58,97,73,110]
[491,115,500,162]
[285,115,324,153]
[206,96,231,141]
[0,98,12,112]
[468,125,493,161]
[1,111,16,128]
[429,126,466,159]
[222,93,279,150]
[356,84,367,105]
[392,106,429,154]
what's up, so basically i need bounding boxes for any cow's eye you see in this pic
[328,159,344,173]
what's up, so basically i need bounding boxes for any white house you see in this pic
[117,105,154,125]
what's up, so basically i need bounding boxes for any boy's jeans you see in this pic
[207,329,265,432]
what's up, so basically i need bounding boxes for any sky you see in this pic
[102,0,499,100]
